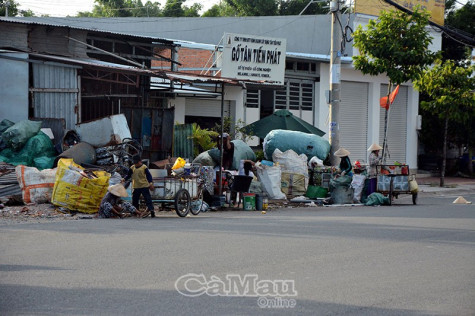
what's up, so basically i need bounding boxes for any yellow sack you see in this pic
[281,172,307,197]
[172,157,186,170]
[51,158,110,213]
[409,178,419,193]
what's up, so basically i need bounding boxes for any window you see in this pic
[274,79,314,111]
[246,89,260,108]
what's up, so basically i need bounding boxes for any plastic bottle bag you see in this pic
[172,157,186,170]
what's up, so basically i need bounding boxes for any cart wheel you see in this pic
[190,191,203,215]
[412,193,418,205]
[175,189,191,217]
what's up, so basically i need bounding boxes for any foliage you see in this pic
[0,0,35,16]
[202,2,238,17]
[190,123,218,157]
[279,0,328,15]
[414,60,474,122]
[224,0,278,16]
[352,7,437,86]
[442,1,475,62]
[213,117,254,142]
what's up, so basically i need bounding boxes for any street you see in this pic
[1,192,474,315]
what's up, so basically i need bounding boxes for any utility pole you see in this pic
[329,0,342,166]
[5,0,10,17]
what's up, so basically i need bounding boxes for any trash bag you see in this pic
[351,174,366,202]
[15,165,57,204]
[51,158,110,213]
[33,156,56,170]
[329,175,352,189]
[2,120,42,151]
[272,149,308,178]
[0,131,56,169]
[263,129,330,161]
[365,192,390,206]
[192,150,216,167]
[306,185,328,198]
[0,119,14,134]
[255,163,286,200]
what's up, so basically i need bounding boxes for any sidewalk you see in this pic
[416,176,475,195]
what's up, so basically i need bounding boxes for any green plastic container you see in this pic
[243,193,256,211]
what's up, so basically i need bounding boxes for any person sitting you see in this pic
[334,147,352,177]
[98,183,149,218]
[123,155,156,218]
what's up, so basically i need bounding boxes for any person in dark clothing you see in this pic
[123,155,156,218]
[98,183,149,218]
[217,133,235,170]
[334,147,352,176]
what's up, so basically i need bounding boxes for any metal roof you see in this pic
[286,52,353,63]
[0,17,175,45]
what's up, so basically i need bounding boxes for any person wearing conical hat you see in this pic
[334,147,352,176]
[98,183,150,218]
[367,143,383,194]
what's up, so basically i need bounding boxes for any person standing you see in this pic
[367,143,383,195]
[124,155,156,218]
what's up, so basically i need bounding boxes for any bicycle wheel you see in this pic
[190,190,203,215]
[175,189,191,217]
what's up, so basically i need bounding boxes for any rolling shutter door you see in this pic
[379,85,408,163]
[185,99,231,117]
[340,81,369,163]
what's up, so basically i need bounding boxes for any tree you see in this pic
[414,60,475,186]
[77,0,162,17]
[442,0,475,63]
[279,0,328,15]
[224,0,278,16]
[202,2,238,17]
[352,7,437,162]
[1,0,35,16]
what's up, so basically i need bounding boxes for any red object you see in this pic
[380,85,400,110]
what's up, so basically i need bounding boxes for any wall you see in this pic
[0,52,29,123]
[0,23,28,51]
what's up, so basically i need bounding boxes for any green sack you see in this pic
[0,131,56,169]
[365,192,390,206]
[2,120,42,151]
[306,185,328,198]
[0,119,15,134]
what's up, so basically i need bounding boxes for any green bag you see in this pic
[306,185,328,198]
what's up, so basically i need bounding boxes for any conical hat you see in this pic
[108,183,128,197]
[334,147,350,157]
[367,143,383,152]
[453,196,472,204]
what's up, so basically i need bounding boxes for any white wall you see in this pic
[169,97,186,124]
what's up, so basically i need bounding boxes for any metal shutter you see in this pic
[32,63,78,130]
[340,81,369,163]
[379,85,408,164]
[185,98,230,117]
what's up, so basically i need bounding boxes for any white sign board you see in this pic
[222,33,286,85]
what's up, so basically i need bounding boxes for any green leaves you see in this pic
[352,7,437,85]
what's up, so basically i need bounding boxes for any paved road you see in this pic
[1,192,474,315]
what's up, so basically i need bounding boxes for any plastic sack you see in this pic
[0,131,56,169]
[192,150,216,167]
[365,192,390,206]
[33,156,56,170]
[272,149,308,179]
[255,163,286,200]
[306,185,328,198]
[2,120,42,151]
[0,119,14,134]
[15,165,57,204]
[281,172,306,197]
[172,157,186,170]
[308,156,324,168]
[351,174,366,202]
[409,178,419,193]
[329,175,352,189]
[51,158,110,213]
[263,129,330,161]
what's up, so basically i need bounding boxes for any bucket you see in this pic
[243,193,256,211]
[255,194,263,211]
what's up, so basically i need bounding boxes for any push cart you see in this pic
[150,163,204,217]
[376,165,417,205]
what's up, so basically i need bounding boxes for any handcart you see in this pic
[376,165,417,205]
[150,163,204,217]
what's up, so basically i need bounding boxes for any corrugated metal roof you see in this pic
[286,52,353,63]
[0,17,175,45]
